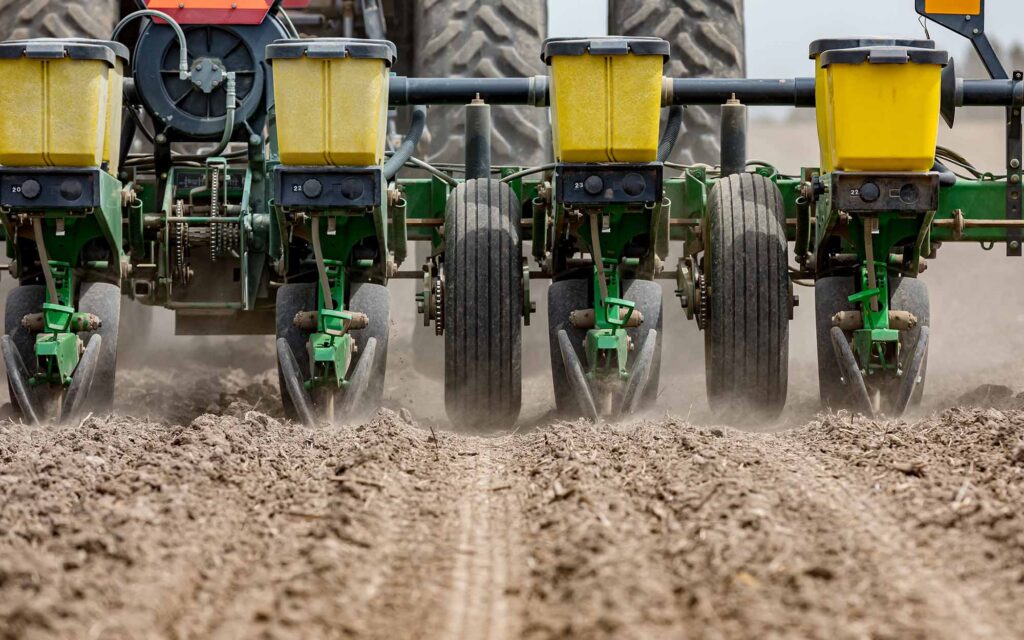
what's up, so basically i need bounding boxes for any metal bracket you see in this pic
[1007,71,1023,256]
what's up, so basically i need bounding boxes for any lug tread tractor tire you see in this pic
[610,0,746,165]
[704,173,789,418]
[444,178,522,429]
[0,0,118,40]
[78,282,121,415]
[413,0,549,165]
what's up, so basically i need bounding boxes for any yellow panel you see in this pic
[826,61,943,172]
[0,57,108,167]
[924,0,981,16]
[549,53,662,163]
[273,56,388,167]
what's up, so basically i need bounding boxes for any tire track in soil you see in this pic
[366,436,523,640]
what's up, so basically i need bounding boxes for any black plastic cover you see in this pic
[541,37,669,63]
[809,37,934,58]
[831,172,940,213]
[0,38,117,65]
[275,166,382,209]
[0,168,100,210]
[555,163,663,206]
[820,46,948,67]
[266,38,397,66]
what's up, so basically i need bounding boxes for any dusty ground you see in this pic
[2,117,1024,638]
[2,349,1024,639]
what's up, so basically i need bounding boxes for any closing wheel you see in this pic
[557,330,598,421]
[621,329,658,416]
[77,282,120,415]
[547,279,589,416]
[830,326,873,414]
[623,279,663,411]
[347,282,390,416]
[815,275,857,409]
[890,276,930,410]
[277,337,316,427]
[276,283,316,422]
[337,337,377,421]
[5,285,45,420]
[444,179,522,430]
[60,335,102,426]
[2,334,39,425]
[892,326,929,416]
[704,173,790,419]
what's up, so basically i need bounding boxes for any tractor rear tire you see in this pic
[78,282,121,415]
[609,0,745,165]
[815,275,857,410]
[0,0,118,40]
[276,283,316,422]
[704,173,789,419]
[444,178,522,429]
[412,0,549,165]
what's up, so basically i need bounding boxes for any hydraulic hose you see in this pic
[207,73,238,158]
[383,105,427,181]
[657,105,684,162]
[932,159,958,187]
[112,10,189,80]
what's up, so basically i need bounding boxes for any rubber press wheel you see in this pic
[609,0,745,165]
[5,285,46,419]
[890,276,930,409]
[276,283,316,422]
[548,278,589,416]
[444,178,522,430]
[77,282,121,415]
[704,173,790,419]
[815,275,858,410]
[347,282,391,417]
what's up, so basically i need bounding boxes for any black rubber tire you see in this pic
[5,285,45,380]
[276,283,316,421]
[623,279,663,410]
[412,0,549,165]
[890,276,930,408]
[704,173,789,418]
[609,0,745,165]
[830,325,872,415]
[61,334,102,425]
[547,278,589,416]
[77,282,121,415]
[0,0,118,40]
[814,275,857,410]
[5,286,51,420]
[444,178,522,429]
[348,282,390,413]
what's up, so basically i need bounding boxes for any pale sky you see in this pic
[547,0,1024,78]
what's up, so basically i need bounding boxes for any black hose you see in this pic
[932,159,957,187]
[383,105,427,181]
[657,106,684,163]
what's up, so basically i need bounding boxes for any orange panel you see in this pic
[145,0,272,24]
[924,0,982,15]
